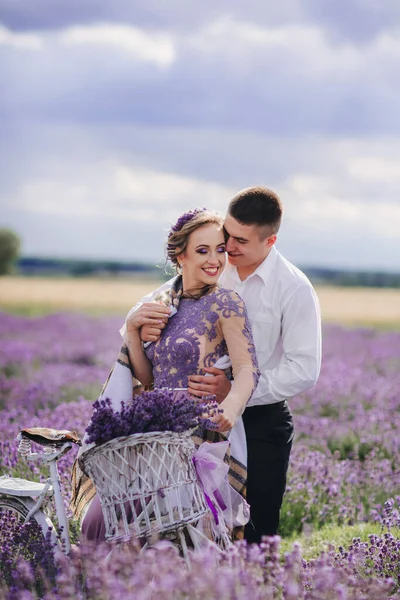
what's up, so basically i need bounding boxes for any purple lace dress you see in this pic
[145,287,258,390]
[145,287,259,505]
[80,286,259,543]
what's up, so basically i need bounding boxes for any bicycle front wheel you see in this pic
[0,495,32,520]
[0,495,58,588]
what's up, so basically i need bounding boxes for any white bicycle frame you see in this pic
[1,428,232,568]
[0,441,73,558]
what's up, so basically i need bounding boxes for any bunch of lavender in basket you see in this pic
[85,389,219,446]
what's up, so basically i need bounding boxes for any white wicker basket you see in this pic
[79,429,209,542]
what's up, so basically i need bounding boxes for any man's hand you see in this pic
[188,367,232,405]
[141,323,164,343]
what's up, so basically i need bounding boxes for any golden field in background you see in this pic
[1,276,400,326]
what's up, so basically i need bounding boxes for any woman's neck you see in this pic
[181,279,217,299]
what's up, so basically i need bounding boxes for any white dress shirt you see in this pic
[219,246,321,406]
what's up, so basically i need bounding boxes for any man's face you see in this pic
[223,214,276,275]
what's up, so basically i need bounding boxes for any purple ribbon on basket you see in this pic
[192,441,230,524]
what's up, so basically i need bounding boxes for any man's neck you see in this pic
[236,248,272,281]
[237,265,259,281]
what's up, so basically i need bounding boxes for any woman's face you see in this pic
[180,222,226,291]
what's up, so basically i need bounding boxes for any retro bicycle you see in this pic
[0,427,81,561]
[0,425,230,567]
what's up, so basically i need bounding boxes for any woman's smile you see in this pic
[202,265,220,277]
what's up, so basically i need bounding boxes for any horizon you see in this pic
[16,253,400,276]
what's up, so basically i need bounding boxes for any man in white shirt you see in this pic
[186,187,321,542]
[138,186,321,542]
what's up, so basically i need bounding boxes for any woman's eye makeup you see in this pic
[196,246,226,255]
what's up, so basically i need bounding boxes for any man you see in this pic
[140,186,321,542]
[187,187,321,542]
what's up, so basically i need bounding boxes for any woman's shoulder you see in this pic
[212,287,245,311]
[214,286,241,299]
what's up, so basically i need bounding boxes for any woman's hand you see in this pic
[211,401,237,433]
[126,302,170,333]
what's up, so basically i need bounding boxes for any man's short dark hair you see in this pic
[228,186,283,234]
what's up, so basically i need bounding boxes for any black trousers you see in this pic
[242,400,294,543]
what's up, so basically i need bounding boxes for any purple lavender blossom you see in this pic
[168,207,207,238]
[3,313,400,597]
[85,390,218,446]
[0,508,57,594]
[1,523,400,598]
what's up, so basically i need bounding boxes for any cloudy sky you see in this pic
[1,1,400,271]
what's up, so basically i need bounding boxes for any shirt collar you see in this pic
[223,245,278,286]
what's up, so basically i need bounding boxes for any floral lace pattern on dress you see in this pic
[145,288,259,391]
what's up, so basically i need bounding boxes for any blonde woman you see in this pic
[76,209,259,542]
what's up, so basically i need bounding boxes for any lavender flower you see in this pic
[3,313,400,597]
[0,508,57,595]
[85,390,219,446]
[168,208,207,237]
[2,528,400,598]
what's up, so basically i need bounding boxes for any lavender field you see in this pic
[1,311,400,598]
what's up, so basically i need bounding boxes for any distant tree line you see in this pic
[0,229,21,275]
[12,257,400,288]
[17,257,169,280]
[305,267,400,288]
[2,227,399,287]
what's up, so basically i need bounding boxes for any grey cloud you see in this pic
[1,0,399,44]
[1,24,400,137]
[1,121,399,203]
[0,120,352,198]
[302,0,400,44]
[0,0,228,32]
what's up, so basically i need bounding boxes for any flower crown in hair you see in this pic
[168,207,207,238]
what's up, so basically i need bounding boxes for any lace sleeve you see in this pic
[216,289,260,418]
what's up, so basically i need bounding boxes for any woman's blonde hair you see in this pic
[167,209,224,270]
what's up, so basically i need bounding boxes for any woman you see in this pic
[74,209,259,541]
[125,208,259,433]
